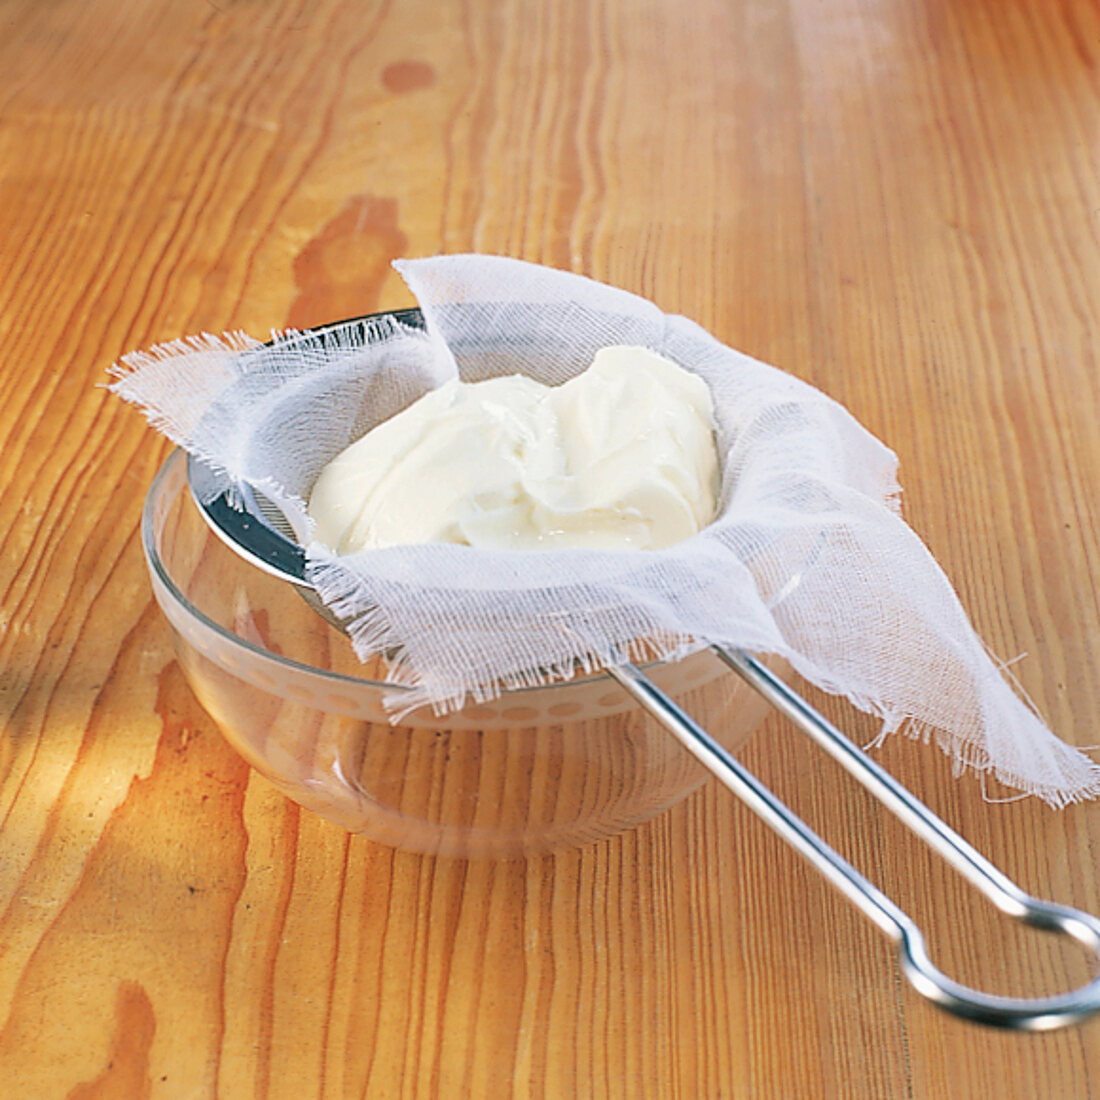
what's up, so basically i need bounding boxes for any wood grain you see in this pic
[2,0,1100,1095]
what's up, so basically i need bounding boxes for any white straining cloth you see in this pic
[111,254,1100,806]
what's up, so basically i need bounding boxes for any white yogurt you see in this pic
[308,345,720,553]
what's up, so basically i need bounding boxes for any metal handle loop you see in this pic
[606,649,1100,1031]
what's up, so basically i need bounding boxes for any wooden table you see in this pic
[3,0,1100,1095]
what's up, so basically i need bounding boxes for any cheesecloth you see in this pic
[110,254,1100,806]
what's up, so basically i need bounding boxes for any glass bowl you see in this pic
[142,449,771,856]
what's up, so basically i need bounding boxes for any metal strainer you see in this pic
[187,309,1100,1031]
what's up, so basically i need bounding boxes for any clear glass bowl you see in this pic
[142,449,771,856]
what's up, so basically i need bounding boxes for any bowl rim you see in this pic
[143,447,415,692]
[144,446,661,697]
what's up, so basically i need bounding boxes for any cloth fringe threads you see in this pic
[109,254,1100,808]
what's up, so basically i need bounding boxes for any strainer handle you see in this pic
[606,649,1100,1031]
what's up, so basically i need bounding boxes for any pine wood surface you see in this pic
[2,0,1100,1095]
